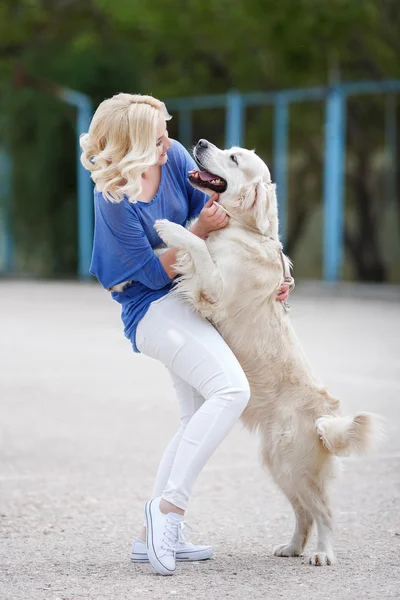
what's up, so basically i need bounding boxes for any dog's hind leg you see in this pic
[297,483,336,566]
[274,492,314,558]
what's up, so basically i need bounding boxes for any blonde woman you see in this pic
[80,93,291,576]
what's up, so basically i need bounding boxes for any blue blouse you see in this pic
[90,140,207,351]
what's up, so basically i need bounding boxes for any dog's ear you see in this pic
[265,182,279,236]
[237,178,273,233]
[237,178,265,208]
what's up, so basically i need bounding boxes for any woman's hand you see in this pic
[276,283,290,302]
[190,194,229,239]
[276,275,295,302]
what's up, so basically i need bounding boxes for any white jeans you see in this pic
[136,293,250,510]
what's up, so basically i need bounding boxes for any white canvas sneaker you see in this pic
[145,497,183,576]
[131,537,213,563]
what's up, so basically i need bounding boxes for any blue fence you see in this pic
[0,149,13,273]
[166,81,399,282]
[0,87,93,280]
[1,80,399,281]
[57,89,93,280]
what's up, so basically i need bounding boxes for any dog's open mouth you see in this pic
[188,170,227,193]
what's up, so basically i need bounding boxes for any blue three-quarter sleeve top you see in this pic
[90,140,208,352]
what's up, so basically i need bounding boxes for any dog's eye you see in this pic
[230,154,238,165]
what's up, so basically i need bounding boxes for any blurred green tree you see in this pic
[1,0,399,279]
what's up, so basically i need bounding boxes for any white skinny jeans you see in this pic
[136,293,250,511]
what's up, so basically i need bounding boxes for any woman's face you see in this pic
[155,113,173,165]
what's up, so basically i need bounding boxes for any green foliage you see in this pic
[0,0,399,278]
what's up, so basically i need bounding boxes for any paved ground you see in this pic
[0,281,399,600]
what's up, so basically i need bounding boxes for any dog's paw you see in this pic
[274,544,302,558]
[154,219,193,248]
[309,551,336,566]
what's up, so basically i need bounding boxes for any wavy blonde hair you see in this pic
[80,93,172,203]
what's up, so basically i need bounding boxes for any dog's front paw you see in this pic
[154,219,192,249]
[309,551,336,566]
[274,543,302,558]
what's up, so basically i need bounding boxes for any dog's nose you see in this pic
[197,139,208,149]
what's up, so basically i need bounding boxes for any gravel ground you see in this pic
[0,281,399,600]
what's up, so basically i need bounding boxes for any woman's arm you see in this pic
[92,195,174,291]
[158,196,229,278]
[94,188,229,292]
[158,248,179,279]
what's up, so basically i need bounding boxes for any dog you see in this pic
[153,139,380,566]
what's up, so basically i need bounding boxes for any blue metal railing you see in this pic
[166,80,400,282]
[0,149,13,273]
[0,86,93,280]
[1,80,398,281]
[57,88,93,280]
[323,87,347,282]
[273,93,289,243]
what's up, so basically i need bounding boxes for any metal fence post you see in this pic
[178,108,193,149]
[323,86,347,282]
[0,149,13,273]
[273,94,289,244]
[385,94,397,203]
[58,89,93,280]
[225,90,244,148]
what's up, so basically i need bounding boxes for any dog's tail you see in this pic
[316,412,382,456]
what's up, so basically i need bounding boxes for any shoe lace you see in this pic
[177,521,192,544]
[162,520,192,551]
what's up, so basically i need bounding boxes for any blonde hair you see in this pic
[80,93,172,203]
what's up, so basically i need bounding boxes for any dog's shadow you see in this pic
[167,550,339,576]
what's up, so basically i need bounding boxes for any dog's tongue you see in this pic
[199,171,217,182]
[189,170,217,182]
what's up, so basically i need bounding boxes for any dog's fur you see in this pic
[154,140,380,566]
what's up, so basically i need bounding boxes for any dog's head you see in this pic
[189,139,278,236]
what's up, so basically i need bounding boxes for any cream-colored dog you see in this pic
[154,139,379,566]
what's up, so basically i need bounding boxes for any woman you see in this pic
[80,93,291,576]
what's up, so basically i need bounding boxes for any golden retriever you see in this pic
[154,139,379,566]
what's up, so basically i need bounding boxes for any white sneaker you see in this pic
[131,537,213,563]
[145,497,183,576]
